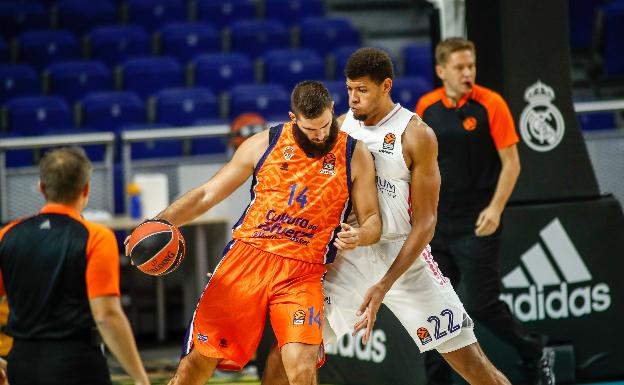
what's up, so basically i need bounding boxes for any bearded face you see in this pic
[292,114,339,158]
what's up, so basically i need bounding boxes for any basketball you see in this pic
[127,219,186,276]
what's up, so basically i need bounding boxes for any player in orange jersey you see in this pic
[144,80,381,385]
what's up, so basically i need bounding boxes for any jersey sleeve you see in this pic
[85,224,120,299]
[488,94,520,150]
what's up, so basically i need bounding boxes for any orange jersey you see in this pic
[232,122,355,264]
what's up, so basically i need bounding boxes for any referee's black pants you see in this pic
[7,338,112,385]
[425,215,544,385]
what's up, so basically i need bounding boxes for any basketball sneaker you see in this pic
[525,347,556,385]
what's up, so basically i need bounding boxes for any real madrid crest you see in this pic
[519,80,565,152]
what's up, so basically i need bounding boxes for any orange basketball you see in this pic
[127,219,186,276]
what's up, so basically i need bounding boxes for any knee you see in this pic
[171,349,216,384]
[266,343,282,366]
[286,360,316,385]
[282,348,317,385]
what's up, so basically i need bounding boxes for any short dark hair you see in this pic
[39,147,92,203]
[435,37,476,66]
[344,47,394,84]
[290,80,333,119]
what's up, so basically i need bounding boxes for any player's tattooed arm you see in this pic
[156,130,269,226]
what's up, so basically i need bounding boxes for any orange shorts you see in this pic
[182,240,326,370]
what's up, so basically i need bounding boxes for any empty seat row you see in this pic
[4,89,217,135]
[2,17,360,68]
[2,76,432,135]
[0,0,325,38]
[1,42,434,103]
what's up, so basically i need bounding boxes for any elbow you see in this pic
[92,311,116,329]
[373,215,383,243]
[372,226,382,244]
[416,213,437,243]
[91,301,123,327]
[425,214,437,242]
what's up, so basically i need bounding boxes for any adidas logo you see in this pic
[500,218,611,321]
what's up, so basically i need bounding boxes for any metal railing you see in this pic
[120,125,231,212]
[0,132,115,223]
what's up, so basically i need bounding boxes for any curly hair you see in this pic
[344,47,394,84]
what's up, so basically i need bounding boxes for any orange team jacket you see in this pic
[231,121,356,264]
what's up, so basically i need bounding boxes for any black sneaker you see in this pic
[527,348,555,385]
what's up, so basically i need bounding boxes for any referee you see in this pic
[0,147,150,385]
[416,38,554,385]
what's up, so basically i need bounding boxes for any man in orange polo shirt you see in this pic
[416,37,554,385]
[0,147,149,385]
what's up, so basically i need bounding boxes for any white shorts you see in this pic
[323,240,477,354]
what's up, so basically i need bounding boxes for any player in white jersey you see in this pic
[261,48,511,385]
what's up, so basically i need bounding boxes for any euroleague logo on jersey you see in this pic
[463,116,477,131]
[320,152,336,175]
[293,309,306,325]
[417,327,432,345]
[283,146,295,160]
[382,133,395,150]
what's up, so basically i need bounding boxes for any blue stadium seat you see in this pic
[601,2,624,76]
[0,64,39,103]
[47,60,112,104]
[300,17,360,55]
[230,20,290,59]
[0,2,49,39]
[121,56,184,98]
[229,83,289,120]
[6,96,73,135]
[193,53,254,94]
[127,0,187,31]
[263,49,325,89]
[0,133,35,167]
[159,22,220,63]
[122,123,184,159]
[197,0,256,30]
[392,76,432,111]
[88,25,151,67]
[323,80,348,115]
[18,30,80,70]
[403,42,434,84]
[265,0,324,26]
[0,36,7,61]
[81,91,146,131]
[331,45,361,78]
[58,0,117,34]
[577,111,616,130]
[155,87,219,125]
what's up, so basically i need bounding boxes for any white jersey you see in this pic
[340,104,413,240]
[325,104,477,353]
